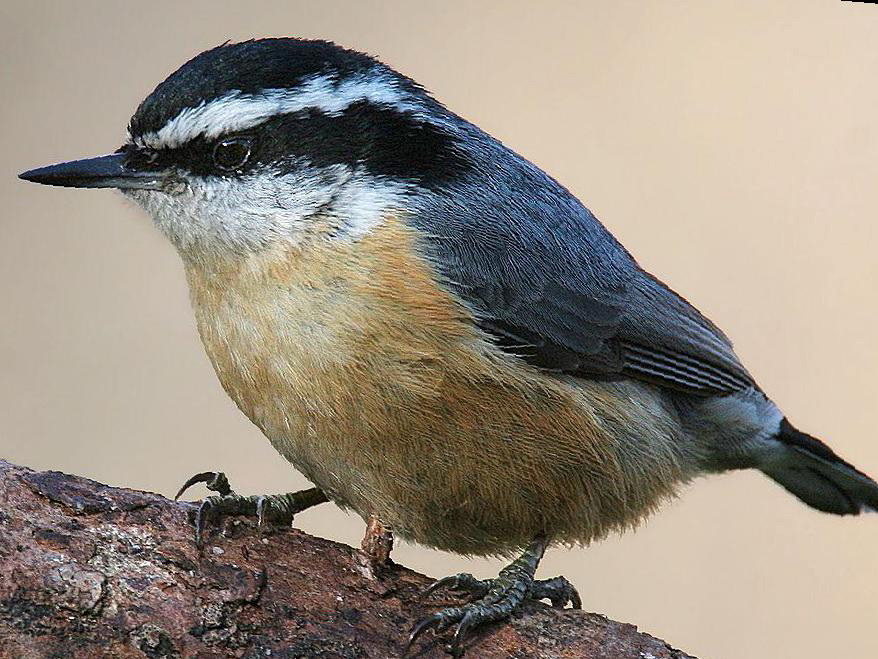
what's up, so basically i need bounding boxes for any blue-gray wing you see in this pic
[408,132,754,396]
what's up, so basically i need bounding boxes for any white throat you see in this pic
[123,163,412,257]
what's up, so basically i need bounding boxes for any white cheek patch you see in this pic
[326,172,412,239]
[123,164,411,253]
[133,71,417,150]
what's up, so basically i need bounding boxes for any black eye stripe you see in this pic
[126,103,471,186]
[122,144,168,170]
[212,137,254,171]
[123,137,245,176]
[251,103,471,186]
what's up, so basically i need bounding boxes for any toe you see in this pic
[407,607,465,651]
[256,495,290,528]
[407,612,442,648]
[530,576,581,609]
[422,572,489,599]
[450,607,484,653]
[204,471,232,496]
[412,575,532,654]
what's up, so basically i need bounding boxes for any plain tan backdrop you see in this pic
[1,1,876,657]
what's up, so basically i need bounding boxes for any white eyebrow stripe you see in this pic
[132,72,416,150]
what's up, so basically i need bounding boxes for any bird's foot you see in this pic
[423,572,581,609]
[408,536,577,656]
[174,471,328,546]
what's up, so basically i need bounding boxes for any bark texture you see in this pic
[0,460,694,658]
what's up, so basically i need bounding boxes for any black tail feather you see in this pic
[761,418,878,515]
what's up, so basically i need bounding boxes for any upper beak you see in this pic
[19,152,167,190]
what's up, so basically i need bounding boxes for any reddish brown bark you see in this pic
[0,460,694,658]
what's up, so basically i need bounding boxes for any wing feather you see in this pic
[407,120,755,397]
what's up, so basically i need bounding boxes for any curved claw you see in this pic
[449,608,481,655]
[174,472,216,501]
[421,573,490,602]
[174,471,232,500]
[406,613,444,651]
[421,574,465,599]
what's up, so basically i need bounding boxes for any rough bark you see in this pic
[0,460,694,658]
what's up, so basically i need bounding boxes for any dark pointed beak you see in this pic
[19,153,167,190]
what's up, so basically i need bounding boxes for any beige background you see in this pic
[2,1,876,657]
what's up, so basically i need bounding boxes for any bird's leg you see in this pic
[174,471,328,546]
[408,535,580,656]
[361,513,394,564]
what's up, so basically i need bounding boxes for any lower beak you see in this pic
[19,153,167,190]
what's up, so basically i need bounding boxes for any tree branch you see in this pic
[0,460,694,658]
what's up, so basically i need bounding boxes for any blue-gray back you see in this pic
[409,118,754,397]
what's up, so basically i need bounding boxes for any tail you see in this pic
[760,418,878,515]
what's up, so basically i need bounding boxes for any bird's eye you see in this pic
[212,137,253,172]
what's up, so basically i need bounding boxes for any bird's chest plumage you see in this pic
[184,217,485,507]
[182,217,687,555]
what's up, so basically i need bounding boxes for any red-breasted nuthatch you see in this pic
[19,38,878,654]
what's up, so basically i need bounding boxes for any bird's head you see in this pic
[19,38,472,257]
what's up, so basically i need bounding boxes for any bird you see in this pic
[19,37,878,655]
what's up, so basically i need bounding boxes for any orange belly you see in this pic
[183,216,689,555]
